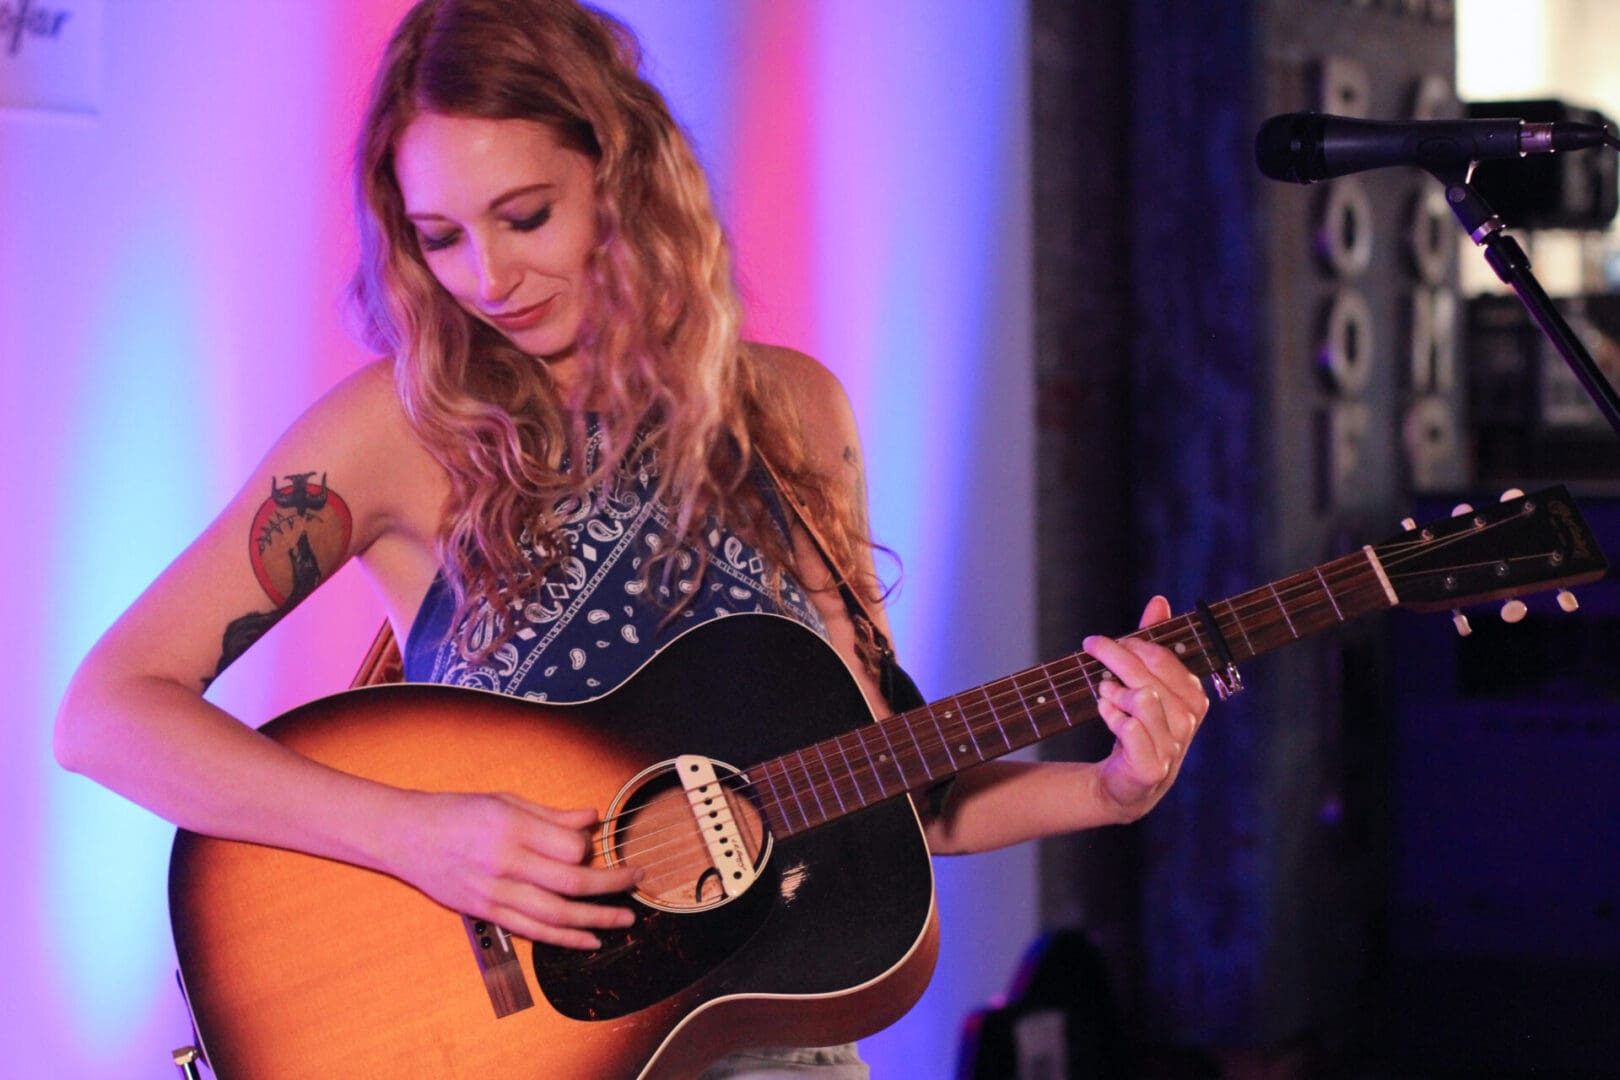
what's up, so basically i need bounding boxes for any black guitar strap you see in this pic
[755,454,925,714]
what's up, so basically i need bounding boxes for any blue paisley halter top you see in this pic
[402,421,827,700]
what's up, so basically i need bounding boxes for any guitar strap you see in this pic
[754,454,951,816]
[754,453,925,715]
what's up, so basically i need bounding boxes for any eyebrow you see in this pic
[404,182,558,222]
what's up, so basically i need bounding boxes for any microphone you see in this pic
[1255,111,1613,184]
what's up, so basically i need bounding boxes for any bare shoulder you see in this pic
[747,342,849,409]
[293,359,415,450]
[743,342,859,467]
[282,359,445,529]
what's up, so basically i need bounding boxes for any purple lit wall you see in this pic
[2,2,1033,1075]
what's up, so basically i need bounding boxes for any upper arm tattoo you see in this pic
[843,445,869,531]
[202,473,353,690]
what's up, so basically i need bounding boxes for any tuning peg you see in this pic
[1499,488,1526,502]
[1451,502,1474,517]
[1500,599,1528,623]
[1400,517,1417,531]
[1558,589,1580,613]
[1451,610,1473,636]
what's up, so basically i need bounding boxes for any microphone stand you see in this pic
[1428,161,1620,438]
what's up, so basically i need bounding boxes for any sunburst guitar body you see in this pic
[170,615,939,1079]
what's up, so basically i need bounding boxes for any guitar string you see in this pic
[589,519,1562,870]
[590,545,1504,871]
[590,555,1402,865]
[586,555,1395,870]
[584,575,1495,879]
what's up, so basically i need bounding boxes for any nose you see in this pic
[469,236,518,305]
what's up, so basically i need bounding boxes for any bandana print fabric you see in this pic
[402,425,827,702]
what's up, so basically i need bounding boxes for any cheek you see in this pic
[554,215,598,274]
[421,252,473,301]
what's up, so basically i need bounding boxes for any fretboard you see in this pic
[748,547,1396,840]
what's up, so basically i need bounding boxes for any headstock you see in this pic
[1375,486,1608,614]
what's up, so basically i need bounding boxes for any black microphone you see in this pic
[1255,111,1612,184]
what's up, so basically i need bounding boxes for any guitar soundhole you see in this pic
[605,760,771,913]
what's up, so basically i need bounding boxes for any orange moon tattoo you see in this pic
[249,473,353,605]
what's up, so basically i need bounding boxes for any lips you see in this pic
[485,295,557,332]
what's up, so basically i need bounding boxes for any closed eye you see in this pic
[417,229,459,253]
[511,205,552,232]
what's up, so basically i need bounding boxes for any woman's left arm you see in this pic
[922,595,1210,854]
[768,345,1210,856]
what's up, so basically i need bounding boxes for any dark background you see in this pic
[1022,1,1620,1076]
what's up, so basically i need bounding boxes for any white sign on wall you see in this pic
[0,0,100,114]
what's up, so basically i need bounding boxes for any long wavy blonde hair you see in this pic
[348,0,874,657]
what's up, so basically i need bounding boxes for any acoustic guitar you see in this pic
[169,487,1607,1078]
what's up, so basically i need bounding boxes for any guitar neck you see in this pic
[751,547,1396,839]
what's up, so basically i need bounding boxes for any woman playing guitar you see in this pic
[54,2,1208,1075]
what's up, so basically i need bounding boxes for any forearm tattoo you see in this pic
[202,473,353,690]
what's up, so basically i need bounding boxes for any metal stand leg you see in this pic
[172,969,208,1077]
[172,1046,203,1079]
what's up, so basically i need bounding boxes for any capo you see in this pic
[1195,599,1245,701]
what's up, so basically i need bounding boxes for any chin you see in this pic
[492,323,577,361]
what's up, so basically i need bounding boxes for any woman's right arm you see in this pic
[53,361,638,948]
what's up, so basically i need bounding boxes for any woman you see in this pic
[54,1,1207,1075]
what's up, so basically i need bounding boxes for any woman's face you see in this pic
[395,112,598,377]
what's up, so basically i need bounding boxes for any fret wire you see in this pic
[1043,660,1095,718]
[849,727,883,802]
[778,758,812,832]
[1006,671,1040,739]
[877,717,913,790]
[1266,581,1299,638]
[1313,566,1346,621]
[794,749,829,823]
[1181,614,1216,674]
[927,702,961,772]
[1220,597,1258,658]
[1027,670,1063,734]
[968,684,999,755]
[903,710,937,781]
[754,761,791,835]
[1186,612,1214,668]
[1075,651,1098,697]
[959,693,989,760]
[1038,661,1074,727]
[813,743,849,814]
[829,734,863,805]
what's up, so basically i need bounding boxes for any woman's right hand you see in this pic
[391,790,643,950]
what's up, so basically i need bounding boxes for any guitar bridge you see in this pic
[676,755,760,899]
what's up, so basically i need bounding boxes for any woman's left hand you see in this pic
[1083,595,1210,822]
